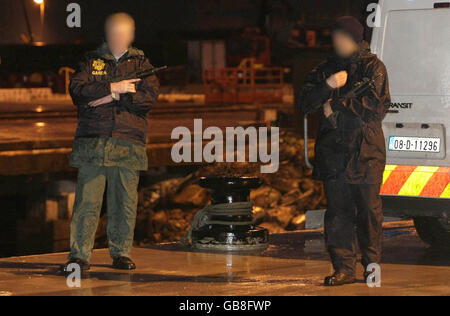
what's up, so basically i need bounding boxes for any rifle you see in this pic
[327,72,383,128]
[111,65,168,83]
[345,72,383,99]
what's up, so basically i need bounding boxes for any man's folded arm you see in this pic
[297,64,332,114]
[330,62,390,123]
[118,59,160,115]
[69,61,112,107]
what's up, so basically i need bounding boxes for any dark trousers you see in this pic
[324,178,383,275]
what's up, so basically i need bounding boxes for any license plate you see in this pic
[388,136,440,153]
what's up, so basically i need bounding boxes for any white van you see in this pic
[371,0,450,248]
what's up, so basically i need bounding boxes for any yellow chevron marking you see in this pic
[441,183,450,198]
[398,166,439,196]
[382,165,397,185]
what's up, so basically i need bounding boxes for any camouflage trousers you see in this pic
[69,165,140,262]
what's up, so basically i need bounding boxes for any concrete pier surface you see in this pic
[0,224,449,296]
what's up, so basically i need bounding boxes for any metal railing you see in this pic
[304,115,314,169]
[203,59,284,104]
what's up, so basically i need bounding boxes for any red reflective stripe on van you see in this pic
[419,167,450,197]
[379,165,417,195]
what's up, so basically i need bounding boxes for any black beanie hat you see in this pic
[332,16,364,43]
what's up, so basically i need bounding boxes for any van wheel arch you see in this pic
[414,217,450,250]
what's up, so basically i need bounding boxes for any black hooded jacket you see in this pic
[69,43,160,146]
[298,42,391,184]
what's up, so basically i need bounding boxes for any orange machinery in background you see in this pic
[203,57,284,104]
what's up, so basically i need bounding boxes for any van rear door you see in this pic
[372,5,450,167]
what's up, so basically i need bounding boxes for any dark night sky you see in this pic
[0,0,372,45]
[1,0,262,44]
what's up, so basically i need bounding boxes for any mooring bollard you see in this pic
[188,176,269,252]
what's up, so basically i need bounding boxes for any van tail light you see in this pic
[434,2,450,8]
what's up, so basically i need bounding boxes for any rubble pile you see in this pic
[135,131,326,245]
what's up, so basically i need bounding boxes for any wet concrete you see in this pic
[0,225,448,296]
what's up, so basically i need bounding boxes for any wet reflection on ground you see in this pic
[148,228,450,267]
[0,227,449,296]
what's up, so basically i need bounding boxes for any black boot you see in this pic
[324,272,355,286]
[112,256,136,270]
[61,258,90,273]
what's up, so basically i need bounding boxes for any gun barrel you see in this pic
[152,66,168,73]
[112,66,168,82]
[346,73,383,99]
[134,66,165,78]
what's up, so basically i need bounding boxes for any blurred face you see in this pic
[332,30,358,58]
[106,21,135,56]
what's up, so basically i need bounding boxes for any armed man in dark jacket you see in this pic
[298,17,390,286]
[62,13,159,272]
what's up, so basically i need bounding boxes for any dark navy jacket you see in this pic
[298,42,391,184]
[69,43,160,146]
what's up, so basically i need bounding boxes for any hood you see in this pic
[353,41,373,59]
